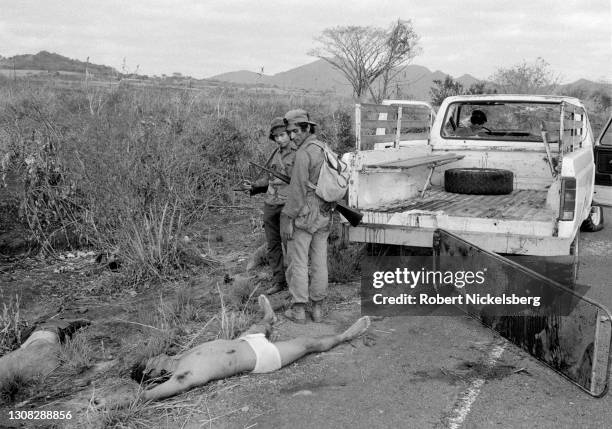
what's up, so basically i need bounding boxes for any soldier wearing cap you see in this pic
[243,117,297,294]
[280,109,333,323]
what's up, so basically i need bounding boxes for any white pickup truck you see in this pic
[343,95,612,283]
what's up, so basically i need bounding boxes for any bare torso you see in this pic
[143,339,256,400]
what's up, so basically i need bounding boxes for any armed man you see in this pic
[280,109,334,323]
[242,117,297,295]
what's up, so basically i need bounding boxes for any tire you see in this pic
[580,205,604,232]
[444,168,514,195]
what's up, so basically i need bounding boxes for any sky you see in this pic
[0,0,610,84]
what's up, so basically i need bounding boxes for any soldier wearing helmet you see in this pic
[242,117,297,294]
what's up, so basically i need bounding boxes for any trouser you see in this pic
[286,226,329,304]
[263,203,286,286]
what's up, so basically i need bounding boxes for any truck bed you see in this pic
[359,186,557,238]
[363,186,553,221]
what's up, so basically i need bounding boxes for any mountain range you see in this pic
[1,51,609,103]
[209,59,482,101]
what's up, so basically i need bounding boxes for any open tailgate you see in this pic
[433,229,612,397]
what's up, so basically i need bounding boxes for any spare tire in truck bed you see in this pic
[444,168,514,195]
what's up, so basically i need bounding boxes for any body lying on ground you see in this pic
[128,295,370,402]
[0,319,90,389]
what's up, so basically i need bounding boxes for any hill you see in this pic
[0,51,119,79]
[209,70,270,85]
[2,51,608,104]
[557,79,612,99]
[210,59,482,101]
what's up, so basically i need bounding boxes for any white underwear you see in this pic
[240,333,282,373]
[20,330,58,349]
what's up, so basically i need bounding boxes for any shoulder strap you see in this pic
[263,148,279,167]
[274,147,287,172]
[308,140,327,152]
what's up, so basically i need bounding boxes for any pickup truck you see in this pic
[343,95,612,284]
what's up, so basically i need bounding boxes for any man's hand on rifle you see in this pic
[280,213,293,241]
[236,180,253,194]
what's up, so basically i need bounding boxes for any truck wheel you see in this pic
[580,205,604,232]
[444,168,513,195]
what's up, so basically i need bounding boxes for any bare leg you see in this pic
[242,294,277,337]
[275,316,370,366]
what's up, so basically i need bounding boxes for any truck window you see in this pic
[441,101,562,142]
[600,117,612,146]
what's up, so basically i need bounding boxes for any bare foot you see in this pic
[258,294,277,325]
[339,316,371,341]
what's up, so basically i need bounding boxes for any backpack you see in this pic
[309,141,350,202]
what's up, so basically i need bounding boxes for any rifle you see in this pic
[233,184,268,196]
[249,161,363,227]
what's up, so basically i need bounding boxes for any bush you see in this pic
[0,79,355,281]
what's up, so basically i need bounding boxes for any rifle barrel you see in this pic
[249,161,362,227]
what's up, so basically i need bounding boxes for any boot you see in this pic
[284,304,306,324]
[311,300,323,323]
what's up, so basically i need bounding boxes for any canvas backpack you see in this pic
[308,141,350,202]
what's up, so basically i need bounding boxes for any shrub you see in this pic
[0,78,355,282]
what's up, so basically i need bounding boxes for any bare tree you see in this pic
[489,57,560,94]
[429,76,464,107]
[310,20,420,102]
[429,76,495,106]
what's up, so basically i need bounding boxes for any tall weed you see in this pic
[0,294,24,354]
[0,79,354,281]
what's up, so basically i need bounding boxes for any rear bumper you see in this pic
[349,224,572,256]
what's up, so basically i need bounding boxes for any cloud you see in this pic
[0,0,609,82]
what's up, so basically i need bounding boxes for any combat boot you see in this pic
[284,303,306,324]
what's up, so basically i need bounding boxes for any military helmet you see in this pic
[269,117,286,140]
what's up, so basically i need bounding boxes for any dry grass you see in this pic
[328,242,364,283]
[85,381,151,429]
[327,222,364,283]
[0,79,354,285]
[0,373,42,404]
[0,293,24,354]
[216,282,256,340]
[120,201,185,281]
[59,331,96,375]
